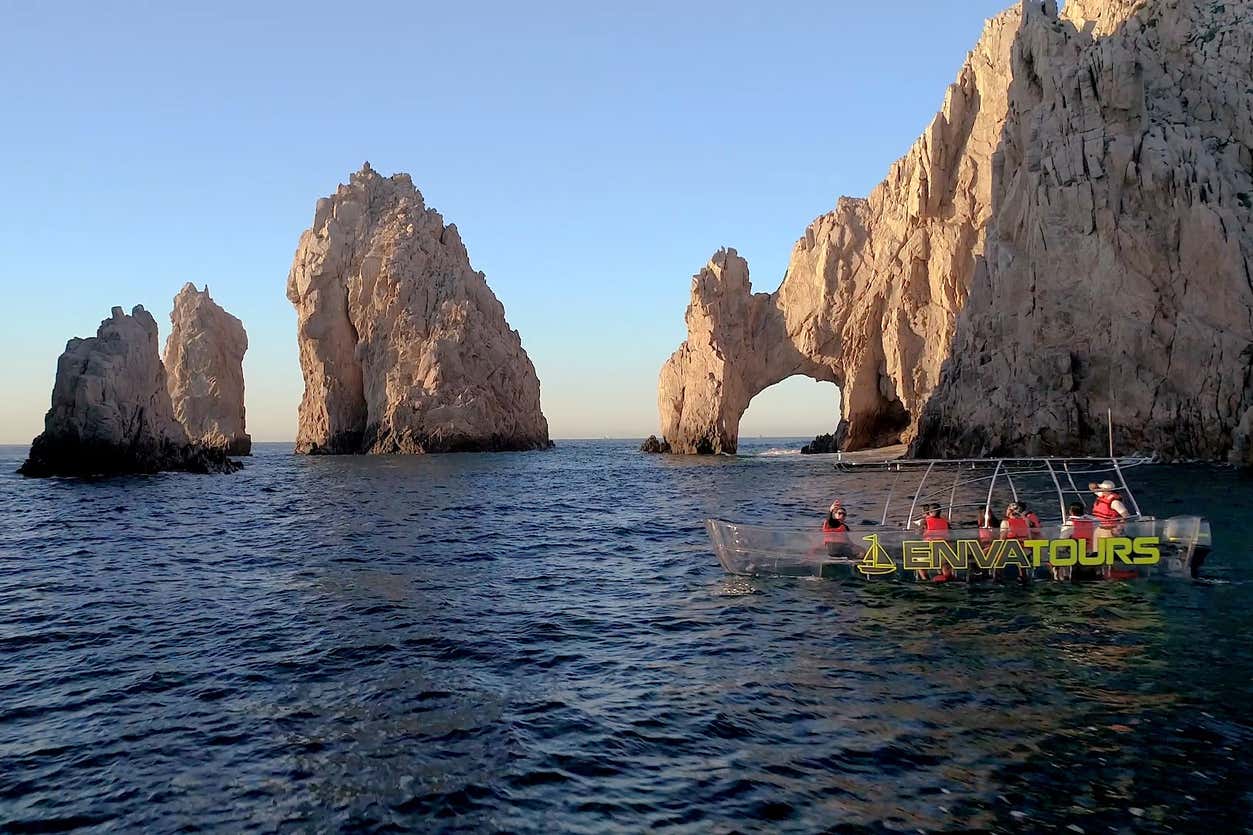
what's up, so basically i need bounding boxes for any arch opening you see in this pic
[738,375,843,450]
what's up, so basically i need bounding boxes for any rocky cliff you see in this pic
[164,283,251,455]
[287,164,551,454]
[20,306,239,477]
[658,0,1253,461]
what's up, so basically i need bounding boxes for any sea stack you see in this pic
[164,283,251,455]
[286,164,551,454]
[19,306,239,477]
[657,0,1253,461]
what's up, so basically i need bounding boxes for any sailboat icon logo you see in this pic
[856,534,897,577]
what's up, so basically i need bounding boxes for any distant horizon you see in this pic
[0,432,834,448]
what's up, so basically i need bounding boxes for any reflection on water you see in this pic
[0,440,1249,831]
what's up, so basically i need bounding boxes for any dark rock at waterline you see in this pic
[19,438,242,478]
[641,435,672,453]
[801,433,838,454]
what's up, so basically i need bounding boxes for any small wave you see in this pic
[754,448,802,457]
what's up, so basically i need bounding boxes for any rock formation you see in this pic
[658,0,1253,462]
[640,435,672,453]
[20,306,239,477]
[164,283,251,455]
[286,164,551,454]
[801,433,837,455]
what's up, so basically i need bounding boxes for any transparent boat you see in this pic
[706,458,1212,581]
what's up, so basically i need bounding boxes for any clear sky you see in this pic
[0,0,1015,443]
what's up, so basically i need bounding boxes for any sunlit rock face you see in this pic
[164,283,251,456]
[660,7,1020,454]
[20,306,238,477]
[915,0,1253,460]
[286,164,551,454]
[659,0,1253,461]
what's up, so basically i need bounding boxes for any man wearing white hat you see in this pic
[1088,480,1130,529]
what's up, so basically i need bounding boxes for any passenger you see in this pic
[1056,501,1095,580]
[977,509,999,546]
[922,504,955,582]
[1020,501,1042,535]
[1000,503,1030,540]
[822,502,854,558]
[998,503,1030,583]
[970,509,998,582]
[1089,480,1130,531]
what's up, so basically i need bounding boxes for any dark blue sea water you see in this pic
[1,440,1250,833]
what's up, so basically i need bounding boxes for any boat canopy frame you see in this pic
[844,457,1152,528]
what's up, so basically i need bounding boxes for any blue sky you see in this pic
[0,0,1013,443]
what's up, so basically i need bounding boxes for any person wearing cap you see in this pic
[822,501,853,558]
[1088,480,1131,577]
[1088,481,1130,529]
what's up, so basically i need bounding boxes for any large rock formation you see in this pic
[164,283,251,455]
[20,306,239,477]
[658,0,1253,461]
[286,164,551,454]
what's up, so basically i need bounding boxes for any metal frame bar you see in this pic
[906,461,935,524]
[983,460,1003,522]
[947,467,961,520]
[1111,456,1143,517]
[1044,460,1067,519]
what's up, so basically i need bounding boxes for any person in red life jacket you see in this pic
[1089,480,1130,530]
[1057,501,1095,581]
[920,504,955,582]
[976,509,999,545]
[1020,501,1042,535]
[999,503,1030,540]
[822,502,854,558]
[998,503,1031,582]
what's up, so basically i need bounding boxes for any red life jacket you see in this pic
[823,519,849,543]
[1004,516,1029,540]
[923,516,950,541]
[1092,493,1124,529]
[1070,517,1095,552]
[978,525,994,545]
[1025,512,1041,531]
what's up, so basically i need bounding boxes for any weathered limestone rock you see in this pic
[659,0,1253,462]
[164,283,251,455]
[20,306,239,477]
[915,0,1253,460]
[287,164,551,454]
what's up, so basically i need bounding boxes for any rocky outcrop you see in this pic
[20,306,240,477]
[640,435,671,453]
[801,434,837,455]
[286,164,551,454]
[164,283,251,455]
[658,0,1253,462]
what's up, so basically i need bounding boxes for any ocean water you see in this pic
[0,439,1250,833]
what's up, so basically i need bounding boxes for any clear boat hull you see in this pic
[706,517,1211,581]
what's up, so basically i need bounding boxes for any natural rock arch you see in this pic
[658,247,924,454]
[658,0,1253,461]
